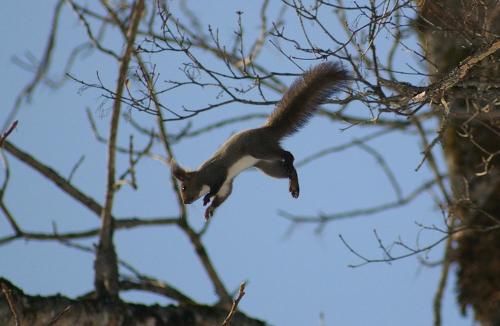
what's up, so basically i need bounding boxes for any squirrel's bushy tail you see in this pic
[265,62,350,139]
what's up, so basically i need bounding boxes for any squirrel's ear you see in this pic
[171,159,190,181]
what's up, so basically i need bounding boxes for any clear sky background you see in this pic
[1,1,474,326]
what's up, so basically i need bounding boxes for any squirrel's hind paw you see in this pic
[289,181,300,198]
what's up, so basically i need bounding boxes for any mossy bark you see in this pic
[418,1,500,324]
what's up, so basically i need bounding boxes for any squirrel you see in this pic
[171,62,350,219]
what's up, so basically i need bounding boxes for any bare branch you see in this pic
[129,5,232,304]
[0,216,179,246]
[3,0,64,130]
[339,232,449,268]
[280,177,444,226]
[355,141,403,201]
[3,141,103,217]
[66,0,120,60]
[119,278,195,305]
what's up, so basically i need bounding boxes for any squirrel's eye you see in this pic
[181,185,186,191]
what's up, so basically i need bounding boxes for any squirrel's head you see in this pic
[171,160,207,204]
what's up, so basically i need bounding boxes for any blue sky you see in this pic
[0,1,473,325]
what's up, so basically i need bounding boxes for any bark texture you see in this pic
[419,1,500,325]
[0,278,266,326]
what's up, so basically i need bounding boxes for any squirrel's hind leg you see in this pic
[252,148,300,198]
[255,160,288,178]
[283,151,300,198]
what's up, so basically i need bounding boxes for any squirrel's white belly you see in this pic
[227,156,259,180]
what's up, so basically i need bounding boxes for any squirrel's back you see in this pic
[265,62,349,139]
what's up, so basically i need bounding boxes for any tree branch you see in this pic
[412,39,500,104]
[94,0,145,301]
[3,141,103,217]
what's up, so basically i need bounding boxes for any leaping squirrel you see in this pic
[172,62,350,219]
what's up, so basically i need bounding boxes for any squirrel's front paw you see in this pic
[204,206,215,220]
[289,180,299,198]
[203,194,211,206]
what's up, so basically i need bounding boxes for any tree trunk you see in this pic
[0,278,266,326]
[418,1,500,325]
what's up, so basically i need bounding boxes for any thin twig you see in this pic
[1,281,21,326]
[47,305,72,326]
[0,120,18,148]
[413,118,451,204]
[433,215,457,326]
[221,282,246,326]
[67,155,85,183]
